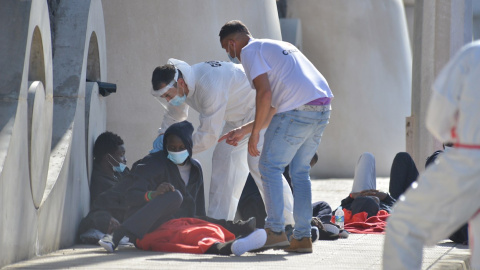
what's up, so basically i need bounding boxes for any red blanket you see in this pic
[331,209,390,234]
[136,218,235,254]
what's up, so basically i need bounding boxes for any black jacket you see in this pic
[89,162,128,206]
[124,120,205,219]
[123,151,205,219]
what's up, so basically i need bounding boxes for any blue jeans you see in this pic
[259,109,330,239]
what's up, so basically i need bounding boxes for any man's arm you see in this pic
[249,73,275,156]
[217,73,276,153]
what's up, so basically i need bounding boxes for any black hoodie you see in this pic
[123,121,205,219]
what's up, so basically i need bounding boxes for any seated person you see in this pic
[90,131,129,204]
[77,131,129,243]
[99,121,266,256]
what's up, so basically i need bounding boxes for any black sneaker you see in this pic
[232,217,256,236]
[311,217,339,241]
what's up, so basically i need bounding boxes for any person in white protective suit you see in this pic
[383,41,480,270]
[150,58,295,224]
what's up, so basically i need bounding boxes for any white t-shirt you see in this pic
[177,160,191,186]
[240,38,333,113]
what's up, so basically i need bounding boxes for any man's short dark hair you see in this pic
[93,131,124,160]
[219,20,251,41]
[151,64,176,90]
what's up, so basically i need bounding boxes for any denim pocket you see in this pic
[284,118,310,145]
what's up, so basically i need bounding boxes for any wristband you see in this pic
[147,191,153,201]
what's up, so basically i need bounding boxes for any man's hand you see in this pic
[151,182,175,198]
[248,133,260,156]
[218,127,247,146]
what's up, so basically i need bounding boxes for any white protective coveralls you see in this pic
[158,59,295,223]
[383,41,480,269]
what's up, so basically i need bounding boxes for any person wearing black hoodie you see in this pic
[99,121,264,255]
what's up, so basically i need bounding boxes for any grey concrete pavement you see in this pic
[3,178,471,270]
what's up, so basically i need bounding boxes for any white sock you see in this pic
[231,229,267,256]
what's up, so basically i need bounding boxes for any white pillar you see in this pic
[407,0,472,169]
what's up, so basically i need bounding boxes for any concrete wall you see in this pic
[102,0,281,209]
[287,0,412,177]
[0,0,107,267]
[473,1,480,39]
[404,0,415,48]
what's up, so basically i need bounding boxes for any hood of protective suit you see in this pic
[163,120,194,157]
[167,58,196,97]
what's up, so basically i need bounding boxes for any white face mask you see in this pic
[227,42,241,64]
[167,149,189,165]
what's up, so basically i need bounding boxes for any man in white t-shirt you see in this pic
[150,59,295,225]
[218,20,333,252]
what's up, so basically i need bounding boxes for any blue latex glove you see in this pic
[150,134,164,153]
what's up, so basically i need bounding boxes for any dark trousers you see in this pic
[122,190,183,239]
[389,152,418,200]
[122,190,249,241]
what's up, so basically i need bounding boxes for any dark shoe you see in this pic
[311,226,320,242]
[284,237,313,253]
[230,217,256,236]
[311,217,339,241]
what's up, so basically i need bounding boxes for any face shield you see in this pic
[151,68,187,110]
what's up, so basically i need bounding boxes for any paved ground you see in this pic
[3,178,471,270]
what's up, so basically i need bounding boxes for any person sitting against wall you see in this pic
[77,131,130,244]
[90,131,129,204]
[98,121,266,256]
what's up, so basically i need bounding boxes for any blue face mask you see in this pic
[108,154,127,173]
[167,149,189,165]
[169,94,186,106]
[227,42,241,64]
[113,162,127,173]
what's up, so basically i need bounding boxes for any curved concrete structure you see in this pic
[0,0,107,266]
[37,0,107,256]
[0,0,53,265]
[287,0,412,177]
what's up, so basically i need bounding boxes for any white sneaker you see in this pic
[231,229,267,256]
[98,234,115,253]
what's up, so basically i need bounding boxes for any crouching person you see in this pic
[99,121,266,256]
